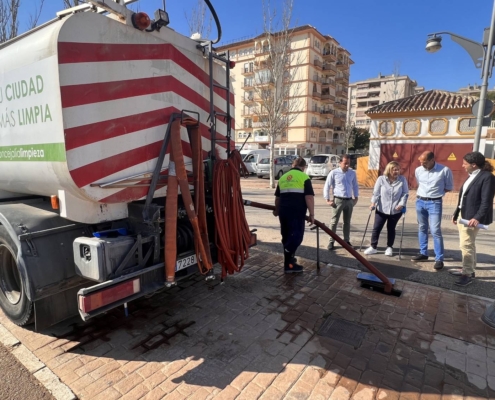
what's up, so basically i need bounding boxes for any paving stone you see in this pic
[236,382,264,400]
[419,386,441,400]
[376,387,400,400]
[329,386,351,400]
[382,370,404,391]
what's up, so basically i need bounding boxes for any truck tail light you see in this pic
[132,12,151,30]
[50,195,59,210]
[79,279,140,314]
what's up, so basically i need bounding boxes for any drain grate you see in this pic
[317,316,367,348]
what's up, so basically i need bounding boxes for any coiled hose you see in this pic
[212,150,251,278]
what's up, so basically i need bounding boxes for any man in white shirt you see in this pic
[323,155,359,250]
[450,152,495,286]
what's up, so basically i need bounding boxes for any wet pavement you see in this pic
[0,179,495,399]
[1,248,495,399]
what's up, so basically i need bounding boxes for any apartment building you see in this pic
[216,25,352,157]
[348,74,423,130]
[457,83,495,97]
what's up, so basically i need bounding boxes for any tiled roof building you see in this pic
[363,90,490,190]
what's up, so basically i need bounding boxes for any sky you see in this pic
[18,0,495,92]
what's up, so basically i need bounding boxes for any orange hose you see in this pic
[188,120,212,267]
[212,150,251,278]
[164,120,180,282]
[243,200,394,293]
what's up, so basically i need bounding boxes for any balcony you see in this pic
[336,74,349,84]
[322,64,337,75]
[336,90,347,98]
[252,122,265,128]
[312,90,321,99]
[241,95,255,103]
[320,109,334,115]
[242,67,254,75]
[336,61,348,70]
[318,136,327,142]
[333,138,343,144]
[314,59,323,69]
[323,123,334,129]
[335,101,347,110]
[321,93,336,102]
[322,51,337,62]
[253,135,269,142]
[242,82,254,89]
[321,79,335,88]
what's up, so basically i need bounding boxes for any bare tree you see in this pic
[0,0,44,44]
[62,0,82,8]
[184,0,212,40]
[386,61,403,101]
[251,0,303,188]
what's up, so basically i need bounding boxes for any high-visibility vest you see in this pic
[279,169,309,194]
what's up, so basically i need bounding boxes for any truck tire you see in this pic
[0,227,33,326]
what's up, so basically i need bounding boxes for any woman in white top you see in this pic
[364,161,409,256]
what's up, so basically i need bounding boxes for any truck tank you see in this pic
[0,11,232,211]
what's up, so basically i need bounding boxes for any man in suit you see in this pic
[451,152,495,286]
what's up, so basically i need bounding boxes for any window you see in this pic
[457,117,476,135]
[402,119,420,136]
[428,118,448,135]
[378,120,395,136]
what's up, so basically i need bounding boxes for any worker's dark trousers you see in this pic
[279,216,305,254]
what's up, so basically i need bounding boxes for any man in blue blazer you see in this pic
[451,152,495,286]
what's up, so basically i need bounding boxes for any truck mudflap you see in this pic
[76,251,213,321]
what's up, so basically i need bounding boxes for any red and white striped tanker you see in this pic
[0,5,232,223]
[0,1,252,331]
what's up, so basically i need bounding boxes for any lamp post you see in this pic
[425,0,495,152]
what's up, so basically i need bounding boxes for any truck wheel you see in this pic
[0,228,33,326]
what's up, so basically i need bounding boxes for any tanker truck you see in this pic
[0,0,254,331]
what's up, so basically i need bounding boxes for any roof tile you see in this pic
[366,90,476,115]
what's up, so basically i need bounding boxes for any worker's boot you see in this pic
[284,250,303,274]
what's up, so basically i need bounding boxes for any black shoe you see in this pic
[346,242,353,248]
[283,251,303,273]
[327,242,335,251]
[411,254,428,261]
[448,268,475,277]
[454,275,474,286]
[434,261,444,270]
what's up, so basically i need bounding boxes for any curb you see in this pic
[0,324,77,400]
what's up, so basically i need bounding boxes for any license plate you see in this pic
[176,254,197,272]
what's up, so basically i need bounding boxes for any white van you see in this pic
[240,149,270,174]
[306,154,340,178]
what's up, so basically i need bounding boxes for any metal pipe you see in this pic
[244,200,394,293]
[474,0,495,152]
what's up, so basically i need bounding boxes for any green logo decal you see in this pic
[0,143,66,162]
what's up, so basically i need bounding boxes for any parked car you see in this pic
[240,149,270,174]
[256,156,292,179]
[285,154,298,163]
[306,154,340,179]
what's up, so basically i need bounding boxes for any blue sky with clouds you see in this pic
[19,0,495,92]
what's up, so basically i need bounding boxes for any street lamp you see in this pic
[425,0,495,152]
